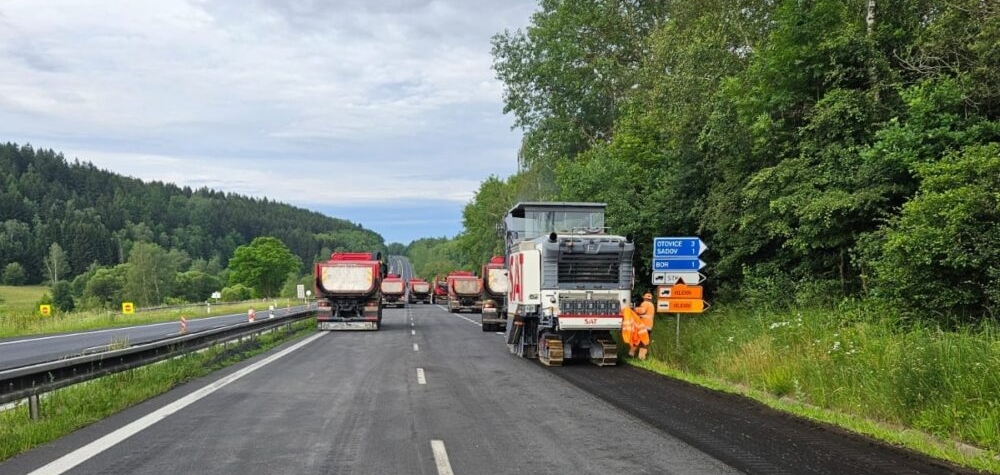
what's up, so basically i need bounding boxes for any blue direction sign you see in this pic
[653,258,706,271]
[653,237,708,258]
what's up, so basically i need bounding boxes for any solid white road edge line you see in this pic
[26,332,329,475]
[431,440,455,475]
[417,368,426,385]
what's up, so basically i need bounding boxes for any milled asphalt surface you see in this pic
[0,302,985,475]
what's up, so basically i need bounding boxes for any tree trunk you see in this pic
[867,0,878,99]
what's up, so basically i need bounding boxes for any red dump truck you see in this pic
[447,271,483,313]
[480,256,509,331]
[431,274,448,304]
[314,252,386,330]
[408,278,432,304]
[380,273,406,308]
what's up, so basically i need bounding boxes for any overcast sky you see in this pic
[0,0,536,244]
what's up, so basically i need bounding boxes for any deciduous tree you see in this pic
[228,237,301,298]
[43,243,70,286]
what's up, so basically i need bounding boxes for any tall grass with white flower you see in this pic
[646,300,1000,463]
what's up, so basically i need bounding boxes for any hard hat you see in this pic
[643,293,652,299]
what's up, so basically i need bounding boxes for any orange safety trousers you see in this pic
[621,307,649,351]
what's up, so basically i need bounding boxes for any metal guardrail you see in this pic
[119,298,315,315]
[0,308,316,413]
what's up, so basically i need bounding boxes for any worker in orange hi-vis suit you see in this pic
[634,293,656,360]
[621,304,649,358]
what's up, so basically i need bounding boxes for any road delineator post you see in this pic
[180,316,188,333]
[248,308,256,322]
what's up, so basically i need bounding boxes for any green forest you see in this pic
[0,143,385,308]
[445,0,1000,324]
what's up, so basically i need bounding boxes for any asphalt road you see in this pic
[0,305,311,371]
[1,302,982,475]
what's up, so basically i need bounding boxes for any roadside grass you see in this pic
[0,286,48,313]
[637,302,1000,474]
[0,317,315,462]
[0,299,304,339]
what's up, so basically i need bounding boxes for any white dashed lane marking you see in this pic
[431,440,455,475]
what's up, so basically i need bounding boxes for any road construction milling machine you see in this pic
[431,274,448,304]
[408,278,432,304]
[447,271,483,313]
[380,273,406,308]
[480,256,509,331]
[314,251,387,330]
[501,202,634,366]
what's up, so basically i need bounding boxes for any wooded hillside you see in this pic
[0,143,385,285]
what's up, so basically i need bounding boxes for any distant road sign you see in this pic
[122,302,135,315]
[652,272,705,285]
[656,298,707,313]
[653,237,708,258]
[657,284,703,299]
[39,304,51,316]
[653,258,705,271]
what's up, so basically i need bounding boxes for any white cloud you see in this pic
[66,148,481,202]
[0,0,535,241]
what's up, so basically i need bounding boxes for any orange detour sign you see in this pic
[656,298,707,313]
[657,284,703,299]
[39,304,52,316]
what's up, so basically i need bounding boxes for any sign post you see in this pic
[652,237,710,351]
[677,313,681,351]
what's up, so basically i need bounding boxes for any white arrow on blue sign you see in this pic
[653,237,708,258]
[652,272,706,285]
[653,258,706,271]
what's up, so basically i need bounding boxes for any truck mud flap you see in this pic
[318,321,379,331]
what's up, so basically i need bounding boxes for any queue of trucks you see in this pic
[312,202,632,366]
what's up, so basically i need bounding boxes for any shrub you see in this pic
[1,263,27,285]
[51,281,75,312]
[868,144,1000,322]
[220,284,253,302]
